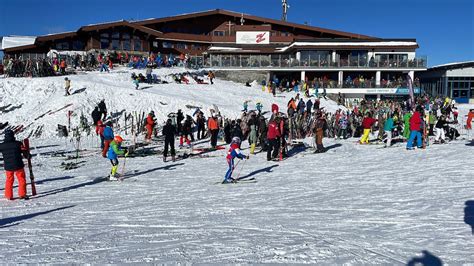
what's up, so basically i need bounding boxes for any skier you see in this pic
[406,106,423,150]
[91,107,101,126]
[95,120,105,149]
[359,113,376,144]
[208,71,215,85]
[434,115,449,144]
[98,99,107,120]
[314,112,327,153]
[337,114,348,140]
[223,137,248,184]
[176,109,184,134]
[256,101,263,114]
[0,129,31,200]
[306,99,313,115]
[195,111,206,140]
[208,114,219,148]
[107,136,128,181]
[248,113,258,154]
[242,101,248,112]
[133,77,139,90]
[179,116,193,148]
[145,111,156,142]
[64,77,71,96]
[383,113,396,147]
[467,109,474,140]
[102,121,114,158]
[162,119,177,162]
[266,117,281,161]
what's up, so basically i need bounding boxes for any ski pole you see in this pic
[235,157,248,180]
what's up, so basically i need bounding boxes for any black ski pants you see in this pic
[210,129,219,147]
[164,138,175,157]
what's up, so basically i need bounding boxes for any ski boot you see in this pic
[163,156,167,163]
[172,155,176,162]
[109,174,119,181]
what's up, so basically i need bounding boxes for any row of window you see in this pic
[99,32,142,51]
[448,76,474,81]
[55,40,85,50]
[160,42,204,50]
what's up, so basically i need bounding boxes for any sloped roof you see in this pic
[134,9,377,40]
[79,20,163,36]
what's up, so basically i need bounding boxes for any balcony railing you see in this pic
[201,54,427,69]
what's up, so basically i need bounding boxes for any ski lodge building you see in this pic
[1,9,427,99]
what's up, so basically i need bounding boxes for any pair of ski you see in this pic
[22,138,37,197]
[215,177,257,185]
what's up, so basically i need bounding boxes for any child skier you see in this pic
[107,135,128,181]
[64,77,71,96]
[223,137,248,183]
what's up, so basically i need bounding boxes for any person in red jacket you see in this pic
[96,120,105,149]
[359,112,376,144]
[406,106,424,149]
[145,111,156,142]
[267,117,281,161]
[467,109,474,140]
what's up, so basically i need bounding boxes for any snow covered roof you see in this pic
[1,36,36,50]
[276,41,419,52]
[429,61,474,69]
[208,47,243,51]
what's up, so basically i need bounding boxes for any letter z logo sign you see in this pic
[256,33,267,43]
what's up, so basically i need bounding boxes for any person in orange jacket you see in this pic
[208,114,219,148]
[60,59,67,75]
[145,111,156,142]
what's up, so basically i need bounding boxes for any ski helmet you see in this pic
[114,136,123,143]
[231,137,241,144]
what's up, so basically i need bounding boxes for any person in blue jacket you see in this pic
[223,137,248,184]
[102,121,114,158]
[107,135,128,180]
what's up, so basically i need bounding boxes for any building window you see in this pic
[133,36,142,51]
[72,40,85,50]
[213,31,225,36]
[163,42,173,48]
[100,33,110,49]
[176,42,186,49]
[111,32,120,50]
[56,41,70,50]
[122,33,131,51]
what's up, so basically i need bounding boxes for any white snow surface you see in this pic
[0,68,473,264]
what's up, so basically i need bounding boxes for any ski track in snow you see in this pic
[0,69,473,264]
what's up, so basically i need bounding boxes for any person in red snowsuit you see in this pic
[145,111,156,142]
[96,120,105,149]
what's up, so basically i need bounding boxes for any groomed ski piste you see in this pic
[1,67,473,264]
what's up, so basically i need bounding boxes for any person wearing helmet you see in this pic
[0,129,31,200]
[107,135,128,181]
[102,121,114,158]
[223,137,248,184]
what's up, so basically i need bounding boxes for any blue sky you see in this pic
[1,0,473,66]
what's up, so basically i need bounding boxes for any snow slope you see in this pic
[0,67,341,139]
[0,69,473,264]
